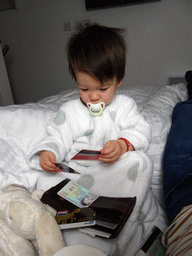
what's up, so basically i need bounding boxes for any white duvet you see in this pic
[0,84,187,255]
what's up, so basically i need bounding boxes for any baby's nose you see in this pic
[90,91,100,101]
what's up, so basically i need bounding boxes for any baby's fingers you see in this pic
[40,159,54,172]
[99,154,118,163]
[101,141,115,155]
[40,152,61,172]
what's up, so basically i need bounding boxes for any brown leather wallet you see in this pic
[41,178,136,238]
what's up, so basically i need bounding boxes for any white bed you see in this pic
[0,83,187,255]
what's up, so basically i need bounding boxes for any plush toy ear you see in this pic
[31,190,57,217]
[35,209,65,256]
[31,190,44,201]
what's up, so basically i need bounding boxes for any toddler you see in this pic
[30,23,150,173]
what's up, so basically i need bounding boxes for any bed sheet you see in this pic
[142,84,187,207]
[0,83,187,256]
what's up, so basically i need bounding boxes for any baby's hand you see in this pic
[40,151,61,172]
[100,140,124,164]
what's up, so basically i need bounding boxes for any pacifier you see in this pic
[87,102,105,117]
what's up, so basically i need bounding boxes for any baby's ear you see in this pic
[116,80,122,87]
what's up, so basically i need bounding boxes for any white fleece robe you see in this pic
[29,94,151,170]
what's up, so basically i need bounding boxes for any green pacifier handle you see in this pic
[87,102,105,117]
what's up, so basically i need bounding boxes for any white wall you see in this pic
[0,0,191,104]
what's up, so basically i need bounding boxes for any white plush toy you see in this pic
[0,184,65,256]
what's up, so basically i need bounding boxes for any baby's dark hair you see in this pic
[67,23,126,83]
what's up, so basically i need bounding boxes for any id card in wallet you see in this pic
[57,180,99,208]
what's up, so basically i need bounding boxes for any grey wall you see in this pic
[0,45,14,105]
[0,0,192,104]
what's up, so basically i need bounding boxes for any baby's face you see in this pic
[76,72,121,106]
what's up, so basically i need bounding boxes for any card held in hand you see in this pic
[54,162,80,174]
[71,149,101,160]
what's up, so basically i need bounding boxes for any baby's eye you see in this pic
[100,88,108,91]
[80,88,88,92]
